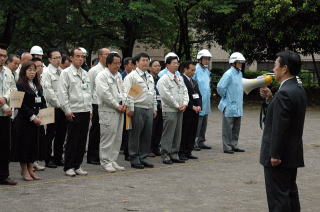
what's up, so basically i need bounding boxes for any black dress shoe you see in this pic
[232,148,245,152]
[163,159,173,164]
[0,178,17,185]
[54,160,64,166]
[187,154,198,159]
[141,161,154,168]
[45,161,57,168]
[198,143,212,149]
[193,146,201,151]
[224,150,234,154]
[179,154,189,161]
[131,164,144,169]
[171,158,185,163]
[87,160,100,165]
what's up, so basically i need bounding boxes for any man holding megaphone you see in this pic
[217,52,246,154]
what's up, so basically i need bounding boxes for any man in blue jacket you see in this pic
[217,52,246,154]
[193,49,212,150]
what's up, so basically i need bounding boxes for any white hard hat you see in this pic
[164,52,179,62]
[196,49,212,60]
[229,52,246,64]
[30,46,44,55]
[79,47,87,56]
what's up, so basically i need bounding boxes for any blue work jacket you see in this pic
[193,63,211,116]
[217,67,243,117]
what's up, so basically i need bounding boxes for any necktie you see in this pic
[174,74,178,84]
[190,79,195,88]
[142,72,147,82]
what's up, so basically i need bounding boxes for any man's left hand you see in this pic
[270,158,281,167]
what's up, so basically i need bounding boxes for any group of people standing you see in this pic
[0,42,308,212]
[0,45,219,184]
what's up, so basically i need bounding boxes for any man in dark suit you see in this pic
[259,50,307,212]
[179,61,202,160]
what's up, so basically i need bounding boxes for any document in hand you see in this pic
[9,91,25,108]
[128,83,143,98]
[38,107,55,125]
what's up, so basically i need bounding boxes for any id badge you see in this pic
[192,93,200,99]
[35,97,42,103]
[156,95,161,101]
[81,83,89,90]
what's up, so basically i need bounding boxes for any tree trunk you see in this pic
[0,10,16,47]
[121,21,136,58]
[175,5,191,60]
[311,53,320,86]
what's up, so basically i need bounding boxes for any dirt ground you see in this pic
[0,107,319,212]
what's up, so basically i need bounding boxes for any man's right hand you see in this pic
[33,117,41,126]
[0,97,6,107]
[4,108,12,116]
[127,110,134,117]
[116,105,125,113]
[259,87,273,101]
[66,112,75,121]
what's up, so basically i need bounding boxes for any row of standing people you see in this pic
[0,46,215,184]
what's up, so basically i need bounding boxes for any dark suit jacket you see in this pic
[16,82,47,121]
[182,74,202,113]
[260,77,307,168]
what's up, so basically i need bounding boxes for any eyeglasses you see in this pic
[0,54,8,58]
[112,62,121,65]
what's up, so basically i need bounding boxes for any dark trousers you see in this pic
[180,109,198,155]
[264,167,301,212]
[0,116,11,180]
[121,114,129,158]
[128,107,153,165]
[87,104,100,162]
[64,112,90,171]
[45,108,67,163]
[151,107,163,153]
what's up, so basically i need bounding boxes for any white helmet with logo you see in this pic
[229,52,246,64]
[30,46,44,55]
[196,49,212,60]
[79,47,87,57]
[164,52,179,63]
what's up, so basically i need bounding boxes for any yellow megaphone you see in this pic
[242,74,273,95]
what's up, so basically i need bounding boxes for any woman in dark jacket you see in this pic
[15,61,46,181]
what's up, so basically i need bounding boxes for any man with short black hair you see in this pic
[124,52,157,169]
[87,48,110,165]
[0,45,17,185]
[42,49,66,168]
[259,50,306,212]
[96,52,126,172]
[121,57,134,79]
[179,61,201,160]
[157,56,189,164]
[5,54,20,77]
[59,48,92,177]
[60,55,71,69]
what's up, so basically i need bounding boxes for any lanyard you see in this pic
[136,70,149,90]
